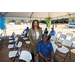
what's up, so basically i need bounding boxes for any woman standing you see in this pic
[29,20,42,61]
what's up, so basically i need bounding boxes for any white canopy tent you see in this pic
[0,12,75,36]
[0,12,75,20]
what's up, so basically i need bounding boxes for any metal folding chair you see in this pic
[8,41,22,62]
[50,36,57,43]
[71,37,75,48]
[25,41,31,50]
[57,34,66,44]
[56,39,73,62]
[66,33,73,40]
[51,42,58,55]
[56,31,62,39]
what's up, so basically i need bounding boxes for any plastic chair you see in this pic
[72,37,75,48]
[50,36,57,43]
[56,39,73,62]
[9,37,18,43]
[66,33,73,40]
[8,41,22,62]
[25,41,31,50]
[57,34,66,44]
[8,40,18,51]
[21,31,26,38]
[0,33,3,50]
[51,42,58,54]
[23,37,28,42]
[56,31,62,39]
[19,50,32,62]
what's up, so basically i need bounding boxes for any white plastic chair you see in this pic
[50,36,57,43]
[57,34,66,43]
[21,31,26,38]
[51,42,58,54]
[8,40,18,51]
[72,37,75,48]
[56,31,62,39]
[56,39,73,62]
[66,33,73,40]
[23,37,28,43]
[0,33,3,50]
[8,41,22,62]
[25,41,31,50]
[9,32,16,39]
[9,37,18,43]
[19,50,32,62]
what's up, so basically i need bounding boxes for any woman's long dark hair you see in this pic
[32,20,40,29]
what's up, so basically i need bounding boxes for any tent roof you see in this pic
[0,12,75,20]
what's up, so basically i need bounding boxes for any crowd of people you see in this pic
[23,20,58,62]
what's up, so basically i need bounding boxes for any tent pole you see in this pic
[67,14,70,33]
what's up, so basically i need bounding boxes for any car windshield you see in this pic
[69,23,74,25]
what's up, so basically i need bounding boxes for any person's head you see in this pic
[27,27,29,29]
[42,33,48,43]
[32,20,39,29]
[51,27,54,31]
[45,28,47,30]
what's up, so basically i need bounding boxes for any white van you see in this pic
[68,23,75,28]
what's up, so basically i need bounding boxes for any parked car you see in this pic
[68,23,75,28]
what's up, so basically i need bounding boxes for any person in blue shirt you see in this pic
[37,33,59,62]
[23,27,29,37]
[44,28,48,34]
[47,27,56,41]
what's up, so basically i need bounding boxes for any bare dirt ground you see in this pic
[0,23,75,62]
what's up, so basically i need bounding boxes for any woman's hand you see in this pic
[31,43,36,47]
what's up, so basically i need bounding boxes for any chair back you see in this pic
[66,33,73,40]
[62,39,73,47]
[50,36,57,41]
[66,33,73,37]
[14,37,18,41]
[19,50,32,62]
[72,37,75,41]
[56,31,62,38]
[51,42,58,53]
[18,41,22,48]
[59,34,66,39]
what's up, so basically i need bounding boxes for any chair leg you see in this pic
[55,51,58,56]
[28,45,31,50]
[63,53,68,62]
[70,51,71,59]
[12,57,16,62]
[26,44,28,48]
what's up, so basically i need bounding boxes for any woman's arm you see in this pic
[29,29,32,43]
[29,29,36,47]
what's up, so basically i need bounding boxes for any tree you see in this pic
[45,18,51,28]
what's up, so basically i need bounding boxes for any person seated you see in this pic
[37,33,59,62]
[44,28,48,34]
[47,27,56,41]
[23,27,30,37]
